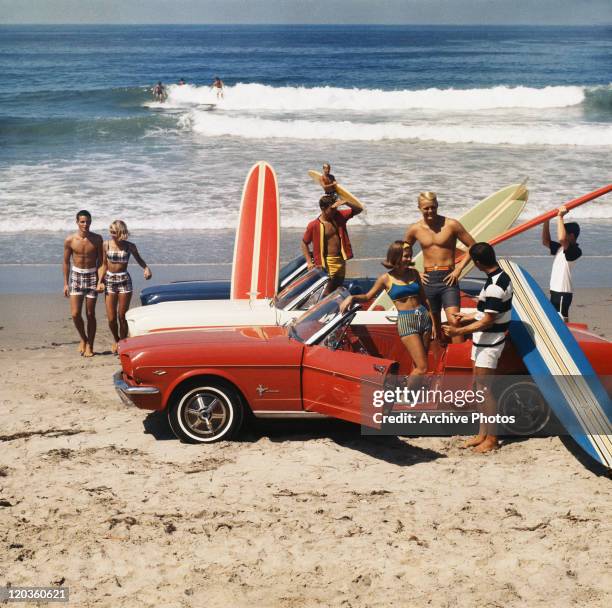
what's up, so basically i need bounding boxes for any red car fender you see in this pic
[161,367,252,411]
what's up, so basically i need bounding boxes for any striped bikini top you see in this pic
[106,242,131,263]
[386,275,420,301]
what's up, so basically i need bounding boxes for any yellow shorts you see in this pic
[325,255,346,283]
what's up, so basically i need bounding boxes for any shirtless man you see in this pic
[302,194,363,294]
[212,77,224,99]
[319,163,339,200]
[63,210,104,357]
[404,191,476,342]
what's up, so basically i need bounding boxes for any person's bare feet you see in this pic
[111,342,118,355]
[83,344,95,358]
[78,339,87,355]
[473,437,499,453]
[462,435,485,448]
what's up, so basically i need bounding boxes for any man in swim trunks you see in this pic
[302,194,363,295]
[319,163,339,200]
[443,243,513,453]
[212,77,224,99]
[152,81,166,102]
[63,210,104,357]
[404,191,476,342]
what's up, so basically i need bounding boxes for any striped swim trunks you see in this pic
[105,271,133,294]
[397,305,432,337]
[70,267,99,299]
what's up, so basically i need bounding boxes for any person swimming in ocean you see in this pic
[178,78,186,86]
[152,81,167,102]
[341,240,434,376]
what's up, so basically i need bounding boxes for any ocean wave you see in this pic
[189,112,612,146]
[166,82,595,112]
[2,200,612,233]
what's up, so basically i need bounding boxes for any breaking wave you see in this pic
[189,113,612,146]
[165,82,606,112]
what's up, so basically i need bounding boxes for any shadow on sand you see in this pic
[143,412,444,466]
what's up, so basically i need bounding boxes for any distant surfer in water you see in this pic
[178,78,186,86]
[404,191,476,343]
[152,81,167,102]
[319,163,339,201]
[63,210,104,358]
[212,77,224,99]
[302,194,363,295]
[542,206,582,322]
[443,243,513,453]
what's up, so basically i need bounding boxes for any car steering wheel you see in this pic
[325,323,350,351]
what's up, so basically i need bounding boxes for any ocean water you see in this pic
[1,25,611,278]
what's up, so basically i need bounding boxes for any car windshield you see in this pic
[275,267,327,310]
[291,288,351,343]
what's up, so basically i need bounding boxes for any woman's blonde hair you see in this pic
[418,191,438,206]
[382,240,412,269]
[109,220,129,241]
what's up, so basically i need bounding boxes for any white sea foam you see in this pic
[189,112,612,146]
[166,82,588,111]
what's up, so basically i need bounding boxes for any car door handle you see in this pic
[373,364,386,374]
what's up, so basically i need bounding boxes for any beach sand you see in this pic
[1,292,611,607]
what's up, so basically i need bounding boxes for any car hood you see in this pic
[118,325,302,369]
[126,298,282,335]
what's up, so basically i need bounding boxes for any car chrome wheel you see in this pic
[498,381,551,436]
[168,380,244,443]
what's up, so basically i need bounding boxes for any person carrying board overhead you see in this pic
[541,206,582,322]
[319,162,339,201]
[404,191,476,343]
[301,194,363,295]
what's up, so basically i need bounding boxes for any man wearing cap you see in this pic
[404,191,476,342]
[302,194,363,295]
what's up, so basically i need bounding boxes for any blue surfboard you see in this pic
[499,259,612,468]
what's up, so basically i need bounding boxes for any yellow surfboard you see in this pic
[308,170,366,210]
[369,181,528,310]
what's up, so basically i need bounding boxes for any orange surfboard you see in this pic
[230,161,280,300]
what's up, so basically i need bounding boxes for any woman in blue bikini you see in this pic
[341,240,434,375]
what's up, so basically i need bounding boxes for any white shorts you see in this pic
[471,341,505,369]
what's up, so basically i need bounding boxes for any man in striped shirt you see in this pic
[443,243,513,452]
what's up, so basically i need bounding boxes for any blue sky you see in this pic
[0,0,611,25]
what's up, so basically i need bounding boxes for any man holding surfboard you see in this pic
[319,163,339,200]
[404,192,476,342]
[302,194,363,294]
[541,206,582,322]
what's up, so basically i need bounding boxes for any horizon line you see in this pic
[1,22,611,27]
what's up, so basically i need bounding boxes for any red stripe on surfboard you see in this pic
[231,164,260,299]
[255,164,280,299]
[455,183,612,264]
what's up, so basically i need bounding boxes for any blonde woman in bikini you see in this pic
[98,220,152,353]
[341,240,434,375]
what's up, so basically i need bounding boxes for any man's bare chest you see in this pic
[416,226,456,247]
[72,238,98,256]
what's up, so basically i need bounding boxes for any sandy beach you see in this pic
[1,291,611,607]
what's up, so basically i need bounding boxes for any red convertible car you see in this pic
[114,289,612,443]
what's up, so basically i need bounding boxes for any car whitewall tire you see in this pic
[168,380,244,443]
